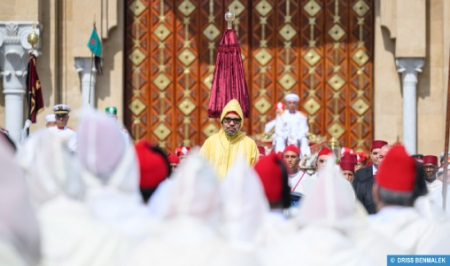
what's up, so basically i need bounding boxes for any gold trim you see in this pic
[254,49,272,66]
[352,49,369,66]
[304,0,321,17]
[327,123,345,139]
[255,97,271,114]
[304,98,321,115]
[129,98,146,116]
[353,0,370,17]
[255,0,273,17]
[327,74,345,91]
[178,0,196,16]
[279,73,296,90]
[178,49,196,66]
[328,24,345,41]
[154,24,171,41]
[153,73,171,91]
[304,49,321,66]
[129,49,146,65]
[203,24,220,41]
[129,0,146,16]
[203,123,219,137]
[228,0,245,16]
[178,98,196,116]
[280,24,297,41]
[352,98,369,115]
[154,123,171,140]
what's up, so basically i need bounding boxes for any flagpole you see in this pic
[88,52,94,105]
[26,24,39,136]
[442,42,450,211]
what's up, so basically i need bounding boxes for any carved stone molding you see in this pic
[0,22,42,143]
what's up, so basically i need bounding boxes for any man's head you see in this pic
[284,93,299,113]
[220,99,244,137]
[422,155,438,183]
[167,153,180,172]
[371,140,388,166]
[355,151,368,171]
[175,146,191,160]
[377,144,392,166]
[53,104,71,129]
[45,114,56,128]
[283,144,301,174]
[373,145,416,211]
[316,147,333,170]
[340,154,356,182]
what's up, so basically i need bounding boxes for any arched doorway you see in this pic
[125,0,374,152]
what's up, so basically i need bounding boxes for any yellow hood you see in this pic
[220,99,244,128]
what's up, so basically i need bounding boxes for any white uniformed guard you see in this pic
[48,104,77,152]
[45,114,56,128]
[272,93,311,156]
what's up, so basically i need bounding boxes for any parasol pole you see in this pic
[442,43,450,210]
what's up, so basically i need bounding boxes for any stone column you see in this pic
[396,58,425,154]
[0,22,41,143]
[74,57,97,108]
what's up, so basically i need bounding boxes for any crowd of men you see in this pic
[1,96,450,266]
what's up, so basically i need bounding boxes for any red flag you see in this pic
[27,54,44,123]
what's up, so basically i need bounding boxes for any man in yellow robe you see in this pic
[201,99,259,179]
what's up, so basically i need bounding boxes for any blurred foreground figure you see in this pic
[0,137,40,265]
[201,99,259,179]
[131,151,259,266]
[369,145,450,254]
[77,109,158,242]
[259,157,392,266]
[17,129,133,266]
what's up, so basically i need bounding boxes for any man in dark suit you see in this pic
[352,140,388,214]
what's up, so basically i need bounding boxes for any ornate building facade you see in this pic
[0,0,448,155]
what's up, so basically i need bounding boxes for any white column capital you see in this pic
[0,22,43,143]
[396,58,425,83]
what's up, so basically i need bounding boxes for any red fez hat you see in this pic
[375,145,416,192]
[167,153,180,164]
[340,162,355,172]
[355,151,368,163]
[422,155,438,166]
[135,140,169,189]
[341,154,357,164]
[371,140,388,151]
[318,147,333,157]
[283,144,300,156]
[175,146,191,157]
[254,153,284,203]
[340,147,354,157]
[257,146,266,156]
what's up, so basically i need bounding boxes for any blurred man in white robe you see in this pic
[269,94,310,156]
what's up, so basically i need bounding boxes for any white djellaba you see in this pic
[16,128,133,266]
[259,156,403,266]
[220,153,297,249]
[76,108,159,243]
[0,137,40,266]
[130,150,260,266]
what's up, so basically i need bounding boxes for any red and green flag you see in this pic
[87,25,102,57]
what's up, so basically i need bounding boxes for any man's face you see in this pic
[371,148,381,165]
[343,170,354,182]
[283,151,300,173]
[355,162,364,171]
[377,145,391,166]
[46,122,56,128]
[423,164,437,182]
[222,113,241,136]
[285,101,298,113]
[55,114,69,129]
[316,155,329,170]
[170,163,178,172]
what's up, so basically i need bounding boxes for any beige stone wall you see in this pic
[0,0,124,132]
[375,0,450,156]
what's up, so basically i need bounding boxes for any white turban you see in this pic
[45,114,56,123]
[284,93,300,102]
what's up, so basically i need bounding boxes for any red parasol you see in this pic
[208,12,250,118]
